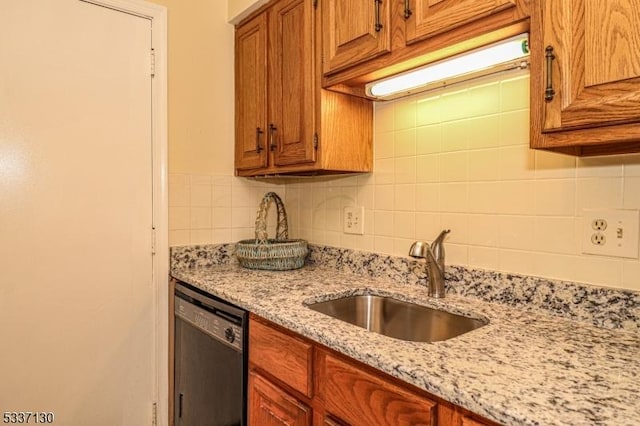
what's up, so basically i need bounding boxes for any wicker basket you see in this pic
[235,192,308,270]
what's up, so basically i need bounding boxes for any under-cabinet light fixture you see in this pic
[366,33,530,100]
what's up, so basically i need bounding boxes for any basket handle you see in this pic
[255,192,289,244]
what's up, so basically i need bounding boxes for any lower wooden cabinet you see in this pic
[249,317,313,397]
[248,314,497,426]
[322,415,346,426]
[316,349,436,425]
[249,370,312,426]
[461,416,490,426]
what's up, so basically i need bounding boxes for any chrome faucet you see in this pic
[409,229,451,298]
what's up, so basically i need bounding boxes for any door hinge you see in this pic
[151,227,157,256]
[150,48,156,78]
[152,402,157,426]
[313,133,319,150]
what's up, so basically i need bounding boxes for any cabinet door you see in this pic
[269,0,316,167]
[537,0,640,133]
[405,0,517,44]
[235,13,268,170]
[322,0,391,74]
[248,370,312,426]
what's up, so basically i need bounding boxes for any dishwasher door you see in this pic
[174,283,247,426]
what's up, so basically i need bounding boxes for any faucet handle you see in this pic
[409,240,429,258]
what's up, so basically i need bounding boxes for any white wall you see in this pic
[284,70,640,291]
[153,0,235,176]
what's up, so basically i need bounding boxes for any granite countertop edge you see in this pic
[171,264,640,426]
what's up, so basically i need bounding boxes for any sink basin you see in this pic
[306,295,486,342]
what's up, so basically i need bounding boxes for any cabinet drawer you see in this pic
[249,317,313,397]
[318,350,437,425]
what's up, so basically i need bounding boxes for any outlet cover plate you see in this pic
[582,209,639,258]
[343,206,364,235]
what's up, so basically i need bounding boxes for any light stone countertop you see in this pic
[171,263,640,426]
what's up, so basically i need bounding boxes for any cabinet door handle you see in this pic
[255,127,264,153]
[404,0,412,19]
[374,0,383,32]
[269,123,277,151]
[544,45,556,102]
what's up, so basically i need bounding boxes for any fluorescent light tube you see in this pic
[367,33,529,100]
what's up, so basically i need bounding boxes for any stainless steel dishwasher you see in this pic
[174,281,247,426]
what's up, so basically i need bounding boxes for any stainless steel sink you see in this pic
[306,295,486,342]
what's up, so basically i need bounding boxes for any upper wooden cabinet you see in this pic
[269,0,316,168]
[235,13,268,170]
[530,0,640,155]
[321,0,529,89]
[234,0,372,176]
[405,0,517,45]
[322,0,392,74]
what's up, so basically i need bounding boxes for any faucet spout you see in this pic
[409,229,451,298]
[430,229,450,272]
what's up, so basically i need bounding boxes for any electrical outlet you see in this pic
[590,232,606,245]
[343,206,364,235]
[582,209,640,258]
[592,219,607,231]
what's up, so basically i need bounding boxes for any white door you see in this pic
[0,1,156,425]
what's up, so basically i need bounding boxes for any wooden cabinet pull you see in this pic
[404,0,412,19]
[255,127,264,153]
[374,0,383,32]
[544,45,556,102]
[269,123,277,151]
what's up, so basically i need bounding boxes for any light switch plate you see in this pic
[581,209,640,258]
[343,206,364,235]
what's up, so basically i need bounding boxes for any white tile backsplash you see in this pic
[276,70,640,290]
[468,246,500,270]
[394,157,416,183]
[623,177,640,209]
[374,131,394,159]
[395,129,416,157]
[168,70,640,291]
[169,174,285,247]
[415,124,442,154]
[533,180,575,216]
[393,184,416,211]
[623,154,640,176]
[190,183,212,207]
[576,177,623,210]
